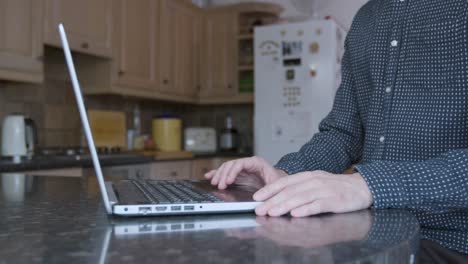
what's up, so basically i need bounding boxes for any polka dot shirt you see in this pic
[275,0,468,210]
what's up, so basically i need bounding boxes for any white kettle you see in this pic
[1,114,37,162]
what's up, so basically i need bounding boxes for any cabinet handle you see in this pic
[170,171,178,177]
[81,42,89,49]
[118,70,125,76]
[163,79,169,84]
[136,170,143,179]
[227,84,233,89]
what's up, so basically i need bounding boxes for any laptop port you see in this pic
[171,206,181,211]
[184,206,195,211]
[139,207,152,214]
[171,224,182,230]
[155,206,167,211]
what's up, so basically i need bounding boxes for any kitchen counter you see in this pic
[2,175,466,263]
[0,154,154,173]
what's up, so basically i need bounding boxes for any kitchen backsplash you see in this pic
[0,74,253,151]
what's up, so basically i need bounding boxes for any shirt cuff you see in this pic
[355,162,410,209]
[274,153,305,175]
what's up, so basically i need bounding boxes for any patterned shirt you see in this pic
[275,0,468,210]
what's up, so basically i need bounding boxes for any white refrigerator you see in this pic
[254,20,344,165]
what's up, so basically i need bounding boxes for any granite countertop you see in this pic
[0,175,431,263]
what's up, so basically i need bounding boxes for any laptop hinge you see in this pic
[105,182,119,208]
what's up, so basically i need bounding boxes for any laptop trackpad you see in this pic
[191,180,259,202]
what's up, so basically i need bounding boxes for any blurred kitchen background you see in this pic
[0,0,368,178]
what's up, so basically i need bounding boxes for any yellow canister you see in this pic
[152,116,182,152]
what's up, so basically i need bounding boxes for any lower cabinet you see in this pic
[150,161,192,180]
[150,158,236,180]
[191,159,213,180]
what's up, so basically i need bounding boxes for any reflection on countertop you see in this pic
[0,175,467,263]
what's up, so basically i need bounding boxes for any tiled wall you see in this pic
[0,79,254,151]
[86,96,254,151]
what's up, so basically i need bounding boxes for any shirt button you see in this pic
[391,40,398,47]
[385,87,392,93]
[379,136,385,143]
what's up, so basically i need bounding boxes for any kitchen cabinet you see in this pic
[76,1,281,104]
[43,0,113,58]
[0,0,43,83]
[191,159,213,180]
[151,161,192,180]
[159,0,200,98]
[191,157,236,180]
[79,0,197,103]
[112,0,159,90]
[199,11,237,101]
[198,3,281,104]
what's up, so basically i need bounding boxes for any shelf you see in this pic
[238,65,254,71]
[238,34,253,40]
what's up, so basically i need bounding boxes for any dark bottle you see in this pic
[219,114,239,152]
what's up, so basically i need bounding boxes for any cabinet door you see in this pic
[0,0,43,83]
[174,3,201,98]
[44,0,113,58]
[151,161,192,180]
[113,0,159,90]
[158,0,176,95]
[200,12,237,98]
[159,0,200,98]
[191,159,214,180]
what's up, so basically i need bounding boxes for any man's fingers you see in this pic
[267,190,322,217]
[220,160,244,189]
[211,162,229,185]
[204,170,216,179]
[290,200,332,217]
[255,183,314,216]
[253,173,314,201]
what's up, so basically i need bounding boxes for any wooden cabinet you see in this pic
[151,161,192,180]
[200,11,237,100]
[69,1,281,104]
[0,0,43,83]
[44,0,113,58]
[112,0,159,90]
[191,157,236,180]
[191,159,213,180]
[159,0,200,98]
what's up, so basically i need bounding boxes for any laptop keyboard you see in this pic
[133,180,223,204]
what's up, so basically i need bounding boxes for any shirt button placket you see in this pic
[380,1,406,158]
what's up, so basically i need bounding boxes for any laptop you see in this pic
[58,24,261,216]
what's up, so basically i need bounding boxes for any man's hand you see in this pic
[204,156,287,190]
[253,171,373,217]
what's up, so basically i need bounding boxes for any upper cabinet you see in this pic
[112,0,159,90]
[0,0,44,83]
[0,0,282,103]
[199,11,237,101]
[198,3,282,104]
[159,0,201,98]
[43,0,113,58]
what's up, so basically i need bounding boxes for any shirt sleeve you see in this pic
[355,149,468,210]
[275,38,364,175]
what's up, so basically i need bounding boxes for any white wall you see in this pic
[207,0,369,31]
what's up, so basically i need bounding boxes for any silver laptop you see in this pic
[58,24,261,216]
